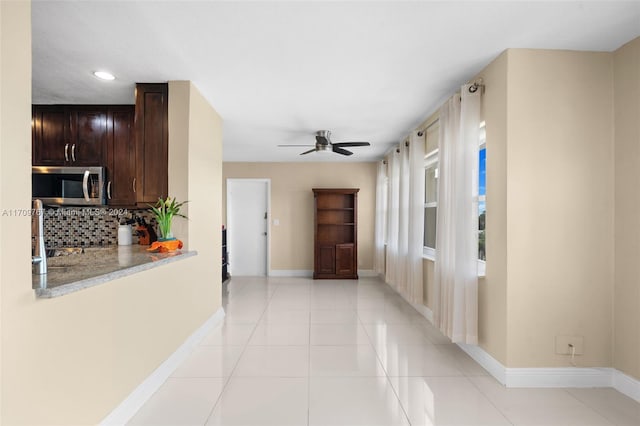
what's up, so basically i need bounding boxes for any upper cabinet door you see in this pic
[32,106,70,166]
[106,106,136,206]
[72,108,107,166]
[32,105,108,166]
[135,83,168,205]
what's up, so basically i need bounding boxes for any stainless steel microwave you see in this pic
[32,166,105,206]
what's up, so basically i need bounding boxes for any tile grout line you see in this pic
[201,277,277,425]
[372,278,510,425]
[465,375,515,425]
[560,388,620,425]
[357,291,414,426]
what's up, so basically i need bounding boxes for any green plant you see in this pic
[149,197,188,240]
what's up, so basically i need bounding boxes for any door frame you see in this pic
[226,178,271,277]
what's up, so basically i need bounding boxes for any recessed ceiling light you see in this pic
[93,71,115,81]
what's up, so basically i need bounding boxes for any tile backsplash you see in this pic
[38,207,156,248]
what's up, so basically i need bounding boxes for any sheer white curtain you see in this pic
[385,148,400,289]
[407,131,425,304]
[396,141,410,295]
[382,134,425,303]
[434,84,481,344]
[374,160,387,275]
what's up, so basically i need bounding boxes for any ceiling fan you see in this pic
[278,130,371,156]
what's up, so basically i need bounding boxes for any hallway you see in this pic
[128,277,639,425]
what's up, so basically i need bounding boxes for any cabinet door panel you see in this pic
[33,107,68,165]
[317,246,336,275]
[107,107,136,206]
[135,84,168,205]
[335,243,355,276]
[74,109,107,165]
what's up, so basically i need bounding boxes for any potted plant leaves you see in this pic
[147,197,187,252]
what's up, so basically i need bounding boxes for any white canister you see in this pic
[118,224,132,246]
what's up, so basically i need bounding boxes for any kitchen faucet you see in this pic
[31,199,47,275]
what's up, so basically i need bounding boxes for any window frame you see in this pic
[423,148,439,258]
[477,122,486,270]
[422,120,487,277]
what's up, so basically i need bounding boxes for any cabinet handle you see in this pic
[107,181,112,200]
[132,178,136,193]
[71,144,76,162]
[64,144,69,162]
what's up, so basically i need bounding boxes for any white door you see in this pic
[226,179,269,276]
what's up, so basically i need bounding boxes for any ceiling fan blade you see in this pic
[332,142,371,147]
[300,148,317,155]
[315,135,329,145]
[278,144,315,147]
[332,146,353,156]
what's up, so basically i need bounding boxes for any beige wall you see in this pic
[169,82,223,309]
[422,259,435,308]
[168,81,191,247]
[0,7,224,421]
[0,2,32,423]
[613,36,640,380]
[505,49,614,368]
[223,162,377,271]
[423,48,617,370]
[474,51,510,365]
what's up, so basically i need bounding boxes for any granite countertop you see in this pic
[32,245,197,298]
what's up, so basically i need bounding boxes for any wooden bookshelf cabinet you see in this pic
[313,188,359,279]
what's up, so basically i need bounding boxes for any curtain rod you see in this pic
[400,80,485,141]
[417,118,439,137]
[416,80,483,136]
[468,79,484,94]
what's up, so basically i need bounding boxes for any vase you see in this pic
[159,230,175,242]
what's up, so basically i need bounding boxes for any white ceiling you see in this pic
[32,1,640,162]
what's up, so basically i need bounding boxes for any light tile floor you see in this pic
[128,276,640,426]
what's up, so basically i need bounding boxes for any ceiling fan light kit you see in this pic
[278,130,371,156]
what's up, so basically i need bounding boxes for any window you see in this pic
[423,119,487,263]
[424,155,438,249]
[478,122,486,261]
[423,121,439,257]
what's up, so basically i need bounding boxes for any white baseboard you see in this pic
[405,297,640,402]
[382,277,434,323]
[269,269,312,277]
[268,269,378,278]
[457,343,508,384]
[410,300,434,323]
[420,305,434,323]
[504,367,613,388]
[456,342,640,402]
[100,308,226,425]
[613,369,640,402]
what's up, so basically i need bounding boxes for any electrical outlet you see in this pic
[555,336,584,355]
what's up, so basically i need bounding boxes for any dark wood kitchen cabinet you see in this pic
[105,106,136,206]
[32,84,169,207]
[73,109,107,166]
[313,188,359,279]
[134,83,168,206]
[32,105,106,166]
[32,106,67,165]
